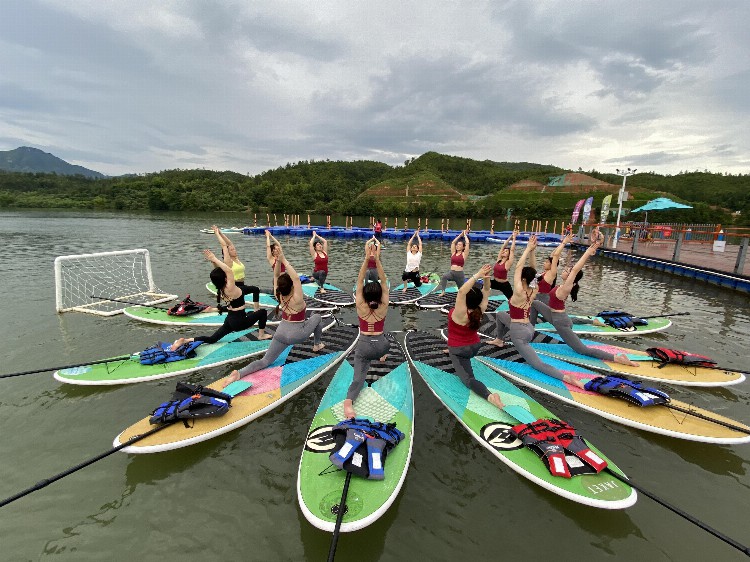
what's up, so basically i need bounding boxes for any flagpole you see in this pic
[613,167,636,249]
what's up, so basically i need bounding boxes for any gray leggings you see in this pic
[494,313,566,382]
[531,301,615,361]
[365,268,379,284]
[312,270,327,288]
[346,334,391,401]
[529,291,550,325]
[439,269,465,291]
[448,343,491,400]
[237,315,323,376]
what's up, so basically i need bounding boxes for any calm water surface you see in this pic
[0,210,749,561]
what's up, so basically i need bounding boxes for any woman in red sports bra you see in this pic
[490,230,518,300]
[344,239,391,418]
[446,263,505,409]
[364,238,381,284]
[309,231,329,293]
[437,230,470,295]
[225,243,325,386]
[488,236,586,389]
[529,233,573,324]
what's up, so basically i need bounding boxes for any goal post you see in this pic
[54,249,177,316]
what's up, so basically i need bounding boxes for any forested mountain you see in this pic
[0,151,746,224]
[0,147,105,178]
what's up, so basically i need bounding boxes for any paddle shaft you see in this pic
[91,295,172,310]
[637,312,691,320]
[0,423,171,508]
[0,356,133,378]
[605,469,750,557]
[665,403,750,434]
[327,471,352,562]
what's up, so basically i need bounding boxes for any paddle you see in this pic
[636,312,691,320]
[0,356,134,379]
[91,295,172,310]
[664,403,750,434]
[502,407,750,556]
[327,471,352,562]
[0,422,173,508]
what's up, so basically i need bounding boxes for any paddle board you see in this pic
[527,332,746,387]
[472,345,750,444]
[114,324,359,453]
[389,273,440,305]
[305,283,355,307]
[54,316,334,386]
[206,282,337,312]
[535,315,672,336]
[417,285,507,310]
[124,305,284,327]
[298,335,414,531]
[404,332,636,508]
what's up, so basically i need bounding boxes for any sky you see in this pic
[1,0,748,177]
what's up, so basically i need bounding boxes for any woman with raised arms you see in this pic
[309,231,329,294]
[436,230,470,296]
[401,231,423,293]
[490,230,517,300]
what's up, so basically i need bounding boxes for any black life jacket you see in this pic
[167,295,209,316]
[329,418,405,480]
[584,375,670,407]
[645,347,717,369]
[511,418,608,478]
[149,382,232,426]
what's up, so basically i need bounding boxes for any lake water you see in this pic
[1,210,749,561]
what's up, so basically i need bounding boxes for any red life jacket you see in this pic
[645,347,717,368]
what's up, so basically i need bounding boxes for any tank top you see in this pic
[405,250,421,272]
[450,253,465,267]
[367,257,377,269]
[280,294,306,321]
[313,251,328,273]
[548,286,567,311]
[375,222,382,233]
[231,259,245,282]
[508,302,530,320]
[358,309,386,333]
[271,258,286,273]
[446,308,480,347]
[493,261,508,281]
[537,275,554,294]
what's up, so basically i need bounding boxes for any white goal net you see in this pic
[55,249,177,316]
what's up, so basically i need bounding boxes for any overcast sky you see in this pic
[1,1,748,177]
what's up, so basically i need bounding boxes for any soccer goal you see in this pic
[54,249,177,316]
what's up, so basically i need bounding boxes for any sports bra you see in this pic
[450,253,465,267]
[367,257,377,269]
[358,310,386,334]
[508,302,530,320]
[537,275,554,294]
[271,258,286,273]
[231,259,245,282]
[280,295,306,321]
[313,252,328,273]
[493,261,508,281]
[548,286,567,311]
[447,308,480,347]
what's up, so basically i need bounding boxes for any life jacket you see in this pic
[299,274,314,284]
[149,382,232,426]
[167,295,209,316]
[584,375,670,407]
[597,310,648,331]
[645,347,717,369]
[329,418,405,480]
[511,419,608,478]
[139,340,203,365]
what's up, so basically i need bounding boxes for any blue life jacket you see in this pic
[511,418,608,478]
[329,418,405,480]
[139,341,203,365]
[584,376,670,407]
[597,310,648,330]
[149,382,232,425]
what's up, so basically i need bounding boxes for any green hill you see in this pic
[0,147,105,178]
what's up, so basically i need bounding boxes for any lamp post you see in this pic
[613,167,636,249]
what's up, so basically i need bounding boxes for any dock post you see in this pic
[632,231,639,254]
[673,231,684,261]
[734,237,749,274]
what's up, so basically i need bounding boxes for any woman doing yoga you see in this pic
[437,230,470,296]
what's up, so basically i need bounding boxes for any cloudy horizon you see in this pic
[1,1,748,177]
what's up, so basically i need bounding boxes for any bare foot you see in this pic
[257,333,273,340]
[170,337,189,351]
[402,287,408,293]
[436,291,444,297]
[442,348,449,355]
[379,354,388,362]
[313,343,326,352]
[488,393,505,409]
[343,399,356,419]
[564,374,586,389]
[223,370,241,387]
[320,288,327,294]
[614,353,639,367]
[486,338,505,348]
[593,319,606,327]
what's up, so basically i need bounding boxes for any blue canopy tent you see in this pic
[631,197,692,226]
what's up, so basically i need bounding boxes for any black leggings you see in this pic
[490,279,513,299]
[194,309,267,344]
[401,271,422,287]
[448,343,491,400]
[241,284,260,303]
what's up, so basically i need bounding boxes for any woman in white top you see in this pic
[401,231,423,293]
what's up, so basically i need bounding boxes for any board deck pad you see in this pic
[527,333,746,387]
[306,284,355,307]
[114,324,359,453]
[54,317,334,385]
[473,345,750,444]
[404,331,635,509]
[417,285,507,310]
[122,306,330,327]
[535,315,672,336]
[298,335,414,531]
